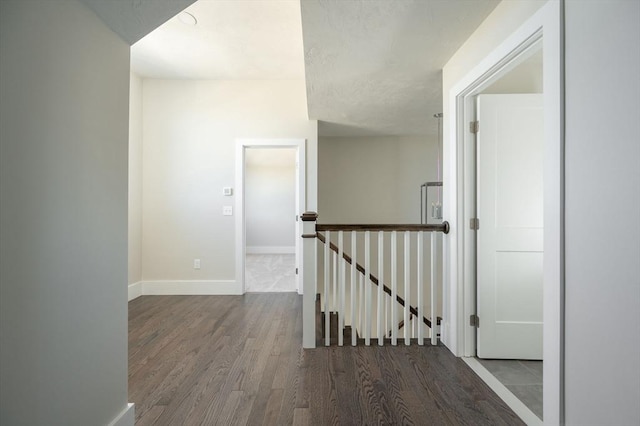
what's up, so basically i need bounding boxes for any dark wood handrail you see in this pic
[316,232,442,329]
[316,222,449,234]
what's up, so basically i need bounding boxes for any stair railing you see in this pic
[300,212,449,349]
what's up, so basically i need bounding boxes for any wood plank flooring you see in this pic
[129,294,524,425]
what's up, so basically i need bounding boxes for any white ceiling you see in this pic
[301,0,501,137]
[122,0,501,136]
[131,0,305,80]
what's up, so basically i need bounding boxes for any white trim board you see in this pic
[107,403,134,426]
[246,246,295,254]
[462,358,542,426]
[128,281,142,301]
[128,280,240,300]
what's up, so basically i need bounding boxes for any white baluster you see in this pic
[431,232,437,346]
[359,273,364,338]
[364,231,371,346]
[377,231,384,346]
[391,231,397,346]
[324,231,330,346]
[332,251,337,315]
[351,231,357,346]
[404,231,411,345]
[338,231,345,346]
[417,231,424,345]
[388,292,392,339]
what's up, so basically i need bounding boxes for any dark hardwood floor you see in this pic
[129,294,523,425]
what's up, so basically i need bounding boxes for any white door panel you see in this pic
[495,230,543,252]
[477,94,544,360]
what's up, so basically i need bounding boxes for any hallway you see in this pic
[129,294,523,425]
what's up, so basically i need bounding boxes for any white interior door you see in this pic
[476,94,543,360]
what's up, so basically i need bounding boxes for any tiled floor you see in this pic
[477,358,543,419]
[245,254,297,292]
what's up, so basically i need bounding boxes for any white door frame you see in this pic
[235,138,307,294]
[447,2,564,424]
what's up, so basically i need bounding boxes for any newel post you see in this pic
[301,212,318,349]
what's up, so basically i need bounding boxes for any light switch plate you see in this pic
[223,187,233,196]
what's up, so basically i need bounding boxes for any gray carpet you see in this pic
[245,254,297,292]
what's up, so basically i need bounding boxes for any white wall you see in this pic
[319,135,439,224]
[129,72,143,285]
[0,1,130,425]
[245,149,296,251]
[141,79,317,282]
[564,1,640,424]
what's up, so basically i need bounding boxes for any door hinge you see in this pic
[470,120,479,134]
[295,268,298,275]
[296,215,299,222]
[470,314,480,328]
[470,218,480,230]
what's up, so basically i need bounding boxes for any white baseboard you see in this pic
[462,358,542,426]
[128,282,143,301]
[108,403,134,426]
[246,246,295,254]
[129,280,241,297]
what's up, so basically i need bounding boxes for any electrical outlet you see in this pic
[194,259,201,269]
[223,206,233,216]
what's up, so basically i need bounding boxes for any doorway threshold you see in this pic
[462,357,542,426]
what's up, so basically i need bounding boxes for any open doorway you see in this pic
[244,148,297,292]
[235,139,306,295]
[446,3,564,418]
[473,45,544,420]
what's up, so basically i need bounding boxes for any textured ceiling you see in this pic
[301,0,501,136]
[79,0,197,45]
[131,0,305,80]
[83,0,501,137]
